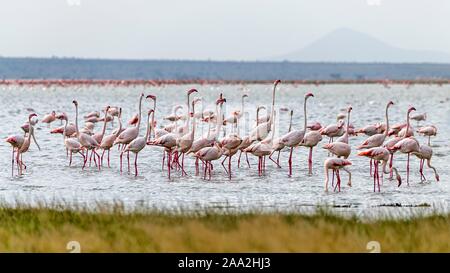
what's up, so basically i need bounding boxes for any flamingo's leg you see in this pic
[407,153,410,185]
[308,147,313,175]
[127,151,130,174]
[167,151,171,180]
[237,150,242,168]
[228,155,232,179]
[370,159,373,177]
[11,148,15,177]
[221,156,229,173]
[246,152,250,168]
[195,157,199,176]
[269,151,281,168]
[389,153,394,179]
[288,147,293,176]
[69,152,73,166]
[134,153,138,177]
[107,150,110,168]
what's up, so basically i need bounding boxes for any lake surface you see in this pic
[1,83,449,217]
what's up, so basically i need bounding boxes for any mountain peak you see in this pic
[276,28,450,63]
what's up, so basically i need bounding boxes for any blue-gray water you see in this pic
[0,83,449,217]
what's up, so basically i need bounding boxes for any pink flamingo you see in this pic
[100,108,122,167]
[177,98,201,176]
[73,100,101,170]
[335,106,353,144]
[412,144,439,182]
[193,97,226,179]
[323,158,352,192]
[270,109,293,168]
[5,134,25,176]
[388,106,417,180]
[417,125,437,145]
[307,122,322,131]
[237,105,266,169]
[62,116,85,166]
[114,93,145,173]
[123,109,154,176]
[357,101,394,176]
[93,106,111,146]
[14,113,41,175]
[358,147,402,192]
[279,92,314,176]
[320,120,344,143]
[300,129,322,175]
[389,136,420,185]
[41,111,56,126]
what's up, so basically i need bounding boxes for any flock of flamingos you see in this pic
[5,80,440,192]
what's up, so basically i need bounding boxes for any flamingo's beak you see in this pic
[274,79,281,85]
[146,95,156,100]
[305,92,314,98]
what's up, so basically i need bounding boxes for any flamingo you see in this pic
[323,158,352,192]
[41,111,56,126]
[177,98,201,176]
[176,88,198,136]
[356,124,379,136]
[412,144,439,182]
[279,92,314,176]
[246,109,278,176]
[299,129,322,175]
[20,115,38,134]
[335,106,353,144]
[270,109,293,168]
[320,120,344,143]
[63,117,85,167]
[240,105,266,169]
[411,112,426,124]
[15,113,41,175]
[122,109,154,176]
[417,125,437,145]
[194,96,226,179]
[358,147,402,192]
[224,94,248,126]
[73,100,101,170]
[93,106,111,145]
[114,93,145,173]
[389,136,420,185]
[100,108,122,167]
[307,122,322,131]
[5,134,25,176]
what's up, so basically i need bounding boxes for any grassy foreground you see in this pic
[0,205,449,252]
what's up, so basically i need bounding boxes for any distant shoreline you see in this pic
[1,79,449,86]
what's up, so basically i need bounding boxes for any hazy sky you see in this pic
[1,0,449,60]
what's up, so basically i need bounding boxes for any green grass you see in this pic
[0,203,449,252]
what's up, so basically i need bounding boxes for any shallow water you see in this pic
[1,83,449,217]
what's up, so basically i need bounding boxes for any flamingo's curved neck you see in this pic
[345,110,351,140]
[100,109,108,138]
[270,83,277,124]
[115,111,122,138]
[74,104,79,137]
[186,93,191,131]
[384,104,390,137]
[303,97,309,132]
[191,102,196,141]
[63,119,68,140]
[216,103,224,141]
[145,111,152,141]
[137,95,143,130]
[288,111,293,133]
[406,110,411,137]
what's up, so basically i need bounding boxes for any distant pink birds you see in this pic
[323,158,352,192]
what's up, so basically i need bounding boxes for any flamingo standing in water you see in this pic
[358,147,402,192]
[194,96,226,180]
[123,109,154,176]
[357,101,394,176]
[100,108,122,167]
[5,134,25,176]
[15,114,39,175]
[279,92,314,176]
[114,93,145,173]
[41,111,56,126]
[237,105,266,169]
[320,120,344,143]
[412,144,439,182]
[323,158,352,192]
[417,125,437,145]
[270,109,293,168]
[300,129,322,175]
[177,98,201,176]
[62,116,85,167]
[386,107,419,185]
[389,136,420,185]
[73,100,101,170]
